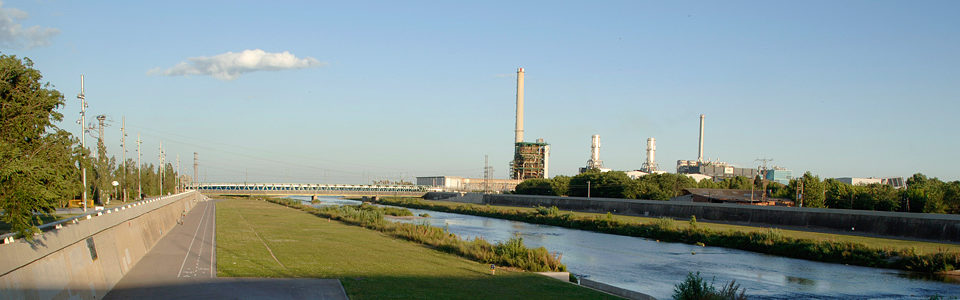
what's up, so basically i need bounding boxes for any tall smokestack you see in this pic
[587,134,603,169]
[646,137,656,170]
[698,114,705,163]
[515,67,524,143]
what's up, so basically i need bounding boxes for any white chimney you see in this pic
[646,137,656,170]
[698,114,705,163]
[515,67,524,144]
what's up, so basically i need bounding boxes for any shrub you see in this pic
[672,272,746,300]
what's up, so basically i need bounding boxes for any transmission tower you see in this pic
[755,157,774,202]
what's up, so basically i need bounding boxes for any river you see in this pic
[293,196,960,299]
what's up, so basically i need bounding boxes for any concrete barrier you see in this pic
[0,191,203,300]
[579,278,656,300]
[483,194,960,242]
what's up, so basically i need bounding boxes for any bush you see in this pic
[672,272,746,300]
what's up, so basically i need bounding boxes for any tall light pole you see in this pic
[159,141,164,197]
[77,75,88,212]
[137,133,142,200]
[176,154,180,193]
[121,116,127,202]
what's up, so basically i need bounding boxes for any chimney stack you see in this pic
[646,137,656,170]
[515,67,525,143]
[698,114,705,163]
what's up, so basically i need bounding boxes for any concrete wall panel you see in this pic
[0,191,202,300]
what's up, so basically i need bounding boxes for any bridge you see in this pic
[196,183,432,197]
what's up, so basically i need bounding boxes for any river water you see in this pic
[293,196,960,299]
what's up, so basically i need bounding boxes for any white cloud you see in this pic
[0,1,60,49]
[150,49,325,80]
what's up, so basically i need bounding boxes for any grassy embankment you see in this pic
[374,197,960,274]
[216,197,617,299]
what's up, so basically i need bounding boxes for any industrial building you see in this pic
[416,176,521,193]
[675,114,759,181]
[834,177,905,189]
[579,134,611,174]
[510,67,550,180]
[765,167,793,185]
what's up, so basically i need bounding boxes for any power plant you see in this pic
[640,137,658,172]
[677,113,758,181]
[510,67,550,180]
[580,134,609,173]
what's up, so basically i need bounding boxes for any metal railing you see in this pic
[0,191,194,245]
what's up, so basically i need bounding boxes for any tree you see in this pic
[550,175,570,196]
[569,171,637,199]
[0,55,80,237]
[515,178,556,195]
[790,172,825,208]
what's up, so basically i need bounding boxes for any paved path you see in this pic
[104,199,348,300]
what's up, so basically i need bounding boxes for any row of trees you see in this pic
[515,170,960,214]
[1,54,179,236]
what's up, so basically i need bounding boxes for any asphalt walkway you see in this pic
[104,199,347,300]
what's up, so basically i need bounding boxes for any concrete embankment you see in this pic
[480,194,960,242]
[0,191,203,300]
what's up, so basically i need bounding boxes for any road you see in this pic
[104,199,347,300]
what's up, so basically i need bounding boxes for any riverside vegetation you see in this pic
[264,197,566,272]
[373,197,960,274]
[216,197,615,299]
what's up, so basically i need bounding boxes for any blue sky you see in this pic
[5,1,959,183]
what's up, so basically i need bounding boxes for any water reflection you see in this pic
[290,196,960,299]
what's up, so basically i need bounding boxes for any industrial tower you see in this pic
[510,67,550,180]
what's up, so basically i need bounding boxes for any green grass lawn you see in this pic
[411,199,960,254]
[215,198,618,299]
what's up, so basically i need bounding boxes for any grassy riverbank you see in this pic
[216,197,615,299]
[374,197,960,274]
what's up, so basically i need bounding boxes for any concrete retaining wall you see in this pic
[0,191,203,300]
[483,194,960,242]
[579,278,656,300]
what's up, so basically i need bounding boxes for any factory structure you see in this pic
[676,114,760,181]
[579,134,611,173]
[510,67,551,180]
[416,67,547,193]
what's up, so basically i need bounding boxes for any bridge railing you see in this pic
[196,183,432,193]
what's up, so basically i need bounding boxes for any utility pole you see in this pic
[77,75,88,212]
[121,116,127,202]
[137,133,142,200]
[96,115,107,203]
[159,141,164,197]
[175,154,180,193]
[756,157,773,203]
[797,180,804,208]
[587,180,591,198]
[193,152,198,190]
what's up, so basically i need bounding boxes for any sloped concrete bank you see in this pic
[0,191,203,300]
[482,194,960,242]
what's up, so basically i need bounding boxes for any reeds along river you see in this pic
[293,196,960,299]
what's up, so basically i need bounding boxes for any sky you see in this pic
[3,1,959,183]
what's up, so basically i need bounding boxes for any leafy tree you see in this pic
[550,175,570,196]
[717,176,753,190]
[799,172,825,208]
[569,171,637,198]
[824,178,855,209]
[515,178,555,195]
[636,173,697,200]
[697,178,719,189]
[0,55,81,237]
